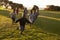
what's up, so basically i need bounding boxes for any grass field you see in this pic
[0,9,60,40]
[40,10,60,18]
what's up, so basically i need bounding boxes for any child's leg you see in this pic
[30,23,32,27]
[12,18,15,24]
[20,26,25,34]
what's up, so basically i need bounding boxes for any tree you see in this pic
[17,4,24,9]
[8,1,13,8]
[0,0,9,8]
[45,5,60,11]
[0,0,8,6]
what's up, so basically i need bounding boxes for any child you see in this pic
[22,8,28,18]
[33,10,39,23]
[10,11,16,24]
[16,16,31,34]
[29,10,34,23]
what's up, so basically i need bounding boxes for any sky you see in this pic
[9,0,60,9]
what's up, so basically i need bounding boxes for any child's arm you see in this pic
[26,19,32,23]
[16,19,20,23]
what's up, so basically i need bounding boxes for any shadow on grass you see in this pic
[0,10,60,36]
[0,10,10,17]
[40,10,60,18]
[34,17,60,35]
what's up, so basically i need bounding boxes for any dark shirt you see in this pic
[16,17,30,26]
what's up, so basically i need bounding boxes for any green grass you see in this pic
[0,10,10,17]
[0,9,60,40]
[34,17,60,35]
[40,10,60,18]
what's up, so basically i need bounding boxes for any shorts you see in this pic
[20,26,25,31]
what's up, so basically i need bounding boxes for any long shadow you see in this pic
[34,17,60,35]
[0,10,10,18]
[40,11,60,18]
[0,10,11,31]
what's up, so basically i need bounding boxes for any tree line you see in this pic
[45,5,60,11]
[0,0,24,9]
[0,0,39,11]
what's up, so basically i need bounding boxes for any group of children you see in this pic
[10,7,39,34]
